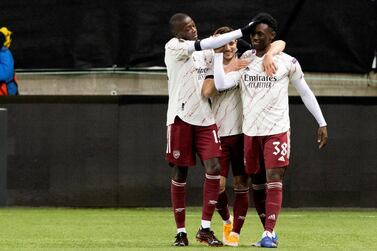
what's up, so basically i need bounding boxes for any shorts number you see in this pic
[272,141,288,156]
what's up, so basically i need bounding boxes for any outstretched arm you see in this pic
[187,21,257,53]
[292,77,328,149]
[213,53,241,91]
[263,40,286,76]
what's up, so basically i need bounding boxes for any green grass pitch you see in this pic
[0,207,376,250]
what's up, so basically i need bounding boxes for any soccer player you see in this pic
[164,13,257,247]
[212,13,328,248]
[201,26,285,247]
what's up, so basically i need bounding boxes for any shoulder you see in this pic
[0,47,13,59]
[165,37,179,48]
[192,49,213,59]
[241,49,256,59]
[165,37,189,49]
[0,47,8,54]
[276,52,299,64]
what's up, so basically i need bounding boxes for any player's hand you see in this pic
[224,58,250,73]
[240,20,257,36]
[241,15,265,35]
[317,126,328,149]
[263,53,277,76]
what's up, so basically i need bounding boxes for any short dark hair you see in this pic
[213,26,234,36]
[252,12,278,32]
[169,13,190,35]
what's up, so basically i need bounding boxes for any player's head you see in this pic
[250,13,277,51]
[169,13,198,41]
[213,26,237,61]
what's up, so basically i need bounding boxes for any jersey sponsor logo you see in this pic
[196,67,210,80]
[173,150,180,159]
[243,74,277,82]
[196,67,209,74]
[242,74,277,89]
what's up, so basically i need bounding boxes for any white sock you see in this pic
[223,215,232,225]
[177,228,186,234]
[201,220,211,229]
[230,231,240,238]
[262,230,273,238]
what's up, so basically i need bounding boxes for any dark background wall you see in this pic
[0,96,376,207]
[0,0,376,72]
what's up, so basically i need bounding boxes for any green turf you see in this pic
[0,207,376,250]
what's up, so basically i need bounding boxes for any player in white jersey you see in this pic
[201,26,286,247]
[212,13,328,248]
[165,13,258,247]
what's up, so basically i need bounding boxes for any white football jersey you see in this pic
[165,38,215,126]
[234,51,304,136]
[211,76,243,137]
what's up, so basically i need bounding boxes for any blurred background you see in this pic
[0,0,376,208]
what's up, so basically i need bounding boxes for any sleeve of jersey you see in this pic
[292,77,327,127]
[213,53,240,91]
[289,57,304,81]
[187,29,243,53]
[165,39,191,61]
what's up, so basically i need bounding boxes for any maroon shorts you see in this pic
[165,117,222,166]
[219,134,245,178]
[244,131,290,174]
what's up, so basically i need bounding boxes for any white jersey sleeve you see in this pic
[291,77,327,127]
[165,38,192,61]
[213,53,243,91]
[288,57,304,81]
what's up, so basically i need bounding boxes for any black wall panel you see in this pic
[0,0,376,72]
[0,96,376,207]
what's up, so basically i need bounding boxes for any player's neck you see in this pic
[256,44,271,57]
[223,55,236,65]
[256,49,267,57]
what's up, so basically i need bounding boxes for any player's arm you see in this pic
[202,58,248,98]
[202,77,217,98]
[213,53,241,91]
[292,77,328,149]
[187,21,257,53]
[263,40,286,76]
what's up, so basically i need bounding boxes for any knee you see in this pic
[204,158,221,175]
[171,166,188,183]
[234,175,249,190]
[266,170,284,182]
